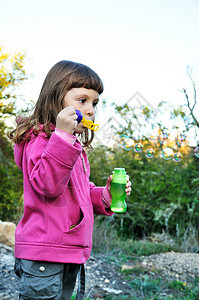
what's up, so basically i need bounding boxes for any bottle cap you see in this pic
[112,168,127,184]
[113,168,126,174]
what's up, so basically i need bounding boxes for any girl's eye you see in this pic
[79,98,86,103]
[93,101,99,107]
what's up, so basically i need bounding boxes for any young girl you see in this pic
[9,60,131,300]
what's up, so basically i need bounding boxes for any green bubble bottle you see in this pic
[110,168,127,213]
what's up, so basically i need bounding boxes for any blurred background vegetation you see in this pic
[1,45,199,254]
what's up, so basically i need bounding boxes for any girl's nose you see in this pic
[85,104,95,116]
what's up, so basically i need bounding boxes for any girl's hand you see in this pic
[106,174,132,196]
[125,175,132,196]
[56,106,77,134]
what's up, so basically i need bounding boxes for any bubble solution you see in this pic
[110,183,127,213]
[146,149,155,159]
[194,147,199,158]
[173,152,182,162]
[176,134,186,146]
[159,133,168,144]
[120,134,135,150]
[110,168,127,213]
[160,148,174,160]
[134,143,143,153]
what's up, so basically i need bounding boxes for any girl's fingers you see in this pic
[108,173,131,195]
[126,181,131,188]
[125,178,131,195]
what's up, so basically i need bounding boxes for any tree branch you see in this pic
[182,88,199,128]
[187,68,197,110]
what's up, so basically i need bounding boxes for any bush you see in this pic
[89,143,199,246]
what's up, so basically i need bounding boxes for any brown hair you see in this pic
[8,60,104,148]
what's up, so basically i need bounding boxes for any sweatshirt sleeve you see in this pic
[102,185,112,208]
[55,128,76,145]
[89,182,114,216]
[26,132,82,198]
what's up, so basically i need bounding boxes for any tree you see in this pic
[0,45,27,221]
[89,83,199,244]
[168,67,199,144]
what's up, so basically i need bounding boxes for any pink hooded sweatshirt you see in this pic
[14,131,113,264]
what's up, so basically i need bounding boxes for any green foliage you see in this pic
[0,45,27,221]
[90,92,199,246]
[114,240,179,257]
[87,144,113,185]
[171,106,186,118]
[92,239,199,300]
[71,295,90,300]
[89,141,199,242]
[130,275,199,299]
[0,45,27,115]
[168,280,187,290]
[92,215,180,258]
[131,275,163,294]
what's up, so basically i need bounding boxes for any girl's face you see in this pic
[63,87,99,134]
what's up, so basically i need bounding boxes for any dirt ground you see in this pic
[1,243,199,299]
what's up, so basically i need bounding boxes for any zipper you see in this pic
[80,153,87,172]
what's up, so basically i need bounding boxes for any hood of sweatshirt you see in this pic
[14,140,26,171]
[14,124,54,171]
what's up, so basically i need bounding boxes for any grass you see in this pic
[111,239,179,257]
[116,243,199,300]
[72,263,199,300]
[128,277,199,299]
[117,266,199,299]
[72,279,199,300]
[92,219,180,258]
[91,234,199,299]
[71,295,90,300]
[77,220,199,299]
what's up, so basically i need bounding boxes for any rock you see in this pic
[140,252,199,282]
[0,221,16,248]
[0,243,19,300]
[102,287,123,294]
[121,264,134,270]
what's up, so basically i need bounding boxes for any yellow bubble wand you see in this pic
[75,110,99,131]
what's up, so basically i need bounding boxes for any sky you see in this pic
[1,0,199,134]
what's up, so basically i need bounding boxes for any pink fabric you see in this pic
[55,128,76,145]
[102,185,112,208]
[14,131,113,264]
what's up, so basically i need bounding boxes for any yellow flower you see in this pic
[183,282,187,286]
